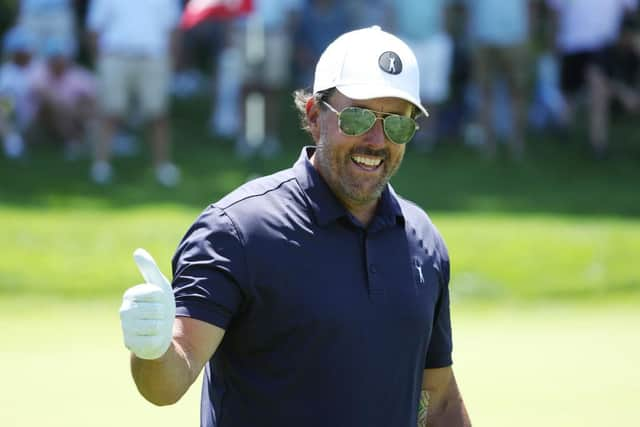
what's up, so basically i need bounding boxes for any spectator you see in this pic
[437,1,474,140]
[527,0,568,131]
[628,8,640,58]
[390,0,455,151]
[192,0,253,139]
[18,0,76,58]
[209,21,244,140]
[547,0,638,158]
[0,3,17,38]
[294,0,349,89]
[528,49,568,131]
[233,0,304,158]
[173,20,225,99]
[86,0,182,186]
[344,0,393,30]
[0,27,37,159]
[608,6,640,114]
[464,0,531,160]
[29,37,96,160]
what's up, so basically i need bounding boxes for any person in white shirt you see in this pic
[86,0,182,186]
[231,0,303,158]
[0,27,38,159]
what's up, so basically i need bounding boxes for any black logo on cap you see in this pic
[378,51,402,75]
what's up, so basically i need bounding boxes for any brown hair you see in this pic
[292,88,335,133]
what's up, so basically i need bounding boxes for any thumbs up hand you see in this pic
[119,248,176,360]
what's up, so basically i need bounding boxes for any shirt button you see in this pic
[369,264,377,274]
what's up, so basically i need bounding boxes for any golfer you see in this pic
[120,26,471,427]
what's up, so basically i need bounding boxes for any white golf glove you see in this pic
[119,248,176,360]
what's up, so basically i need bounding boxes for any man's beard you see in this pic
[314,135,403,206]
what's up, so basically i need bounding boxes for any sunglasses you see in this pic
[322,101,419,145]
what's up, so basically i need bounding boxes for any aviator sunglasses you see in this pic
[322,101,419,145]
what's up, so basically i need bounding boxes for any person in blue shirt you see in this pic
[293,0,349,88]
[464,0,531,160]
[18,0,76,57]
[119,26,471,427]
[390,0,455,151]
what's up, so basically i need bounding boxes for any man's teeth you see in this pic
[352,156,382,167]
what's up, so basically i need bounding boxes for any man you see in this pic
[120,26,471,427]
[220,0,303,158]
[29,37,96,159]
[86,0,181,186]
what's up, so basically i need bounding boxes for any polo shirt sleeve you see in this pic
[171,205,249,330]
[424,233,453,369]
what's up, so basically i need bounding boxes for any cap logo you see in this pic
[378,51,402,75]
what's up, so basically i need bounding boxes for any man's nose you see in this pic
[363,118,386,146]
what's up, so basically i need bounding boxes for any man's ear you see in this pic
[307,99,321,141]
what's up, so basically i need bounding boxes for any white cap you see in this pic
[313,26,428,117]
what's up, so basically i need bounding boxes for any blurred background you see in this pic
[1,0,639,426]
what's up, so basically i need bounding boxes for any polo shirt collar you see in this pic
[372,182,405,231]
[293,146,405,229]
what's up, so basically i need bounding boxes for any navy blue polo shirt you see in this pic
[172,147,453,427]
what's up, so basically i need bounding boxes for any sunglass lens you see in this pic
[339,107,376,136]
[384,115,416,144]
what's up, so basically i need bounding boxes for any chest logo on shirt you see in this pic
[416,263,424,284]
[379,51,403,75]
[414,258,425,285]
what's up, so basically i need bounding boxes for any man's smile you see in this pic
[351,154,384,171]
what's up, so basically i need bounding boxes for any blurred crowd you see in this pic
[1,0,639,186]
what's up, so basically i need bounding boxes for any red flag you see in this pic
[180,0,253,29]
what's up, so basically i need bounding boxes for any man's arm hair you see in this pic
[131,317,225,406]
[421,367,471,427]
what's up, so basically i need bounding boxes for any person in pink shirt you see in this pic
[30,37,97,159]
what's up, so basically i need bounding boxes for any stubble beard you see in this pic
[314,133,403,207]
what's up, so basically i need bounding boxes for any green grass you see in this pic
[1,95,640,217]
[453,301,640,426]
[1,207,639,303]
[1,298,638,427]
[1,102,638,301]
[441,214,640,302]
[0,297,201,427]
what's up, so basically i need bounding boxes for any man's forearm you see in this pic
[426,395,471,427]
[422,367,471,426]
[130,341,197,406]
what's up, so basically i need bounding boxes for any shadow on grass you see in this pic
[1,96,639,217]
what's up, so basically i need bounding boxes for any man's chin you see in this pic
[343,183,386,205]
